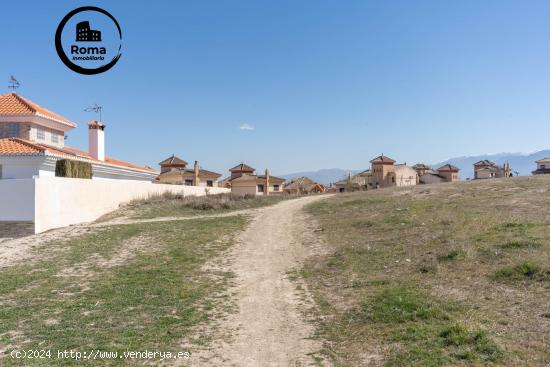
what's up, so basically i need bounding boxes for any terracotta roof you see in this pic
[370,155,396,164]
[0,93,76,127]
[157,168,221,178]
[158,155,188,166]
[0,138,155,173]
[473,160,495,166]
[437,164,459,171]
[412,163,431,169]
[229,163,255,172]
[535,158,550,163]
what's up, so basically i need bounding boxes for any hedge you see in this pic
[55,159,93,179]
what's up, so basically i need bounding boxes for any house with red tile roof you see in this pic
[0,93,157,181]
[155,155,222,187]
[221,163,285,196]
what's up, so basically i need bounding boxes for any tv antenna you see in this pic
[8,76,20,92]
[84,103,103,122]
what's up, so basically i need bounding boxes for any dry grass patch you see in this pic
[302,176,550,366]
[98,192,291,221]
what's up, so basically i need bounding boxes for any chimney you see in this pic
[194,161,200,186]
[88,120,105,161]
[264,168,270,196]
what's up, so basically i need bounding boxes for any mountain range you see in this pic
[280,150,550,184]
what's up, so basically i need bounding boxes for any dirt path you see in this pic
[193,195,331,367]
[0,208,261,270]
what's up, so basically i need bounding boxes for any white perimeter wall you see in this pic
[0,177,229,233]
[0,179,35,222]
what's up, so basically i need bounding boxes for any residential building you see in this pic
[334,170,370,192]
[473,160,512,179]
[532,158,550,175]
[414,163,460,184]
[223,163,285,196]
[284,176,325,195]
[369,155,418,189]
[436,164,460,182]
[0,93,157,181]
[155,155,221,187]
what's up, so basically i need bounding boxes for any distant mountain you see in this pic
[280,150,550,184]
[280,168,361,185]
[432,150,550,180]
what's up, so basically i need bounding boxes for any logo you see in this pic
[55,6,122,75]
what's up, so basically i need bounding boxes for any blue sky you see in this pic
[1,1,550,175]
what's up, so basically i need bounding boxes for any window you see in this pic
[542,164,546,169]
[184,179,193,186]
[51,132,59,143]
[37,128,45,140]
[273,185,280,192]
[257,184,264,193]
[207,180,213,187]
[0,123,20,138]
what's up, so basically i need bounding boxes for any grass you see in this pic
[98,192,290,221]
[491,262,550,282]
[0,216,246,366]
[301,175,550,366]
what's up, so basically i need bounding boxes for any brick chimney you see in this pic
[88,120,105,161]
[264,168,270,196]
[193,161,200,186]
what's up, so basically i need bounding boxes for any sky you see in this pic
[1,0,550,175]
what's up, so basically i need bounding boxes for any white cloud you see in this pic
[239,123,255,131]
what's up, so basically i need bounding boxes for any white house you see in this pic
[0,93,228,235]
[0,93,158,181]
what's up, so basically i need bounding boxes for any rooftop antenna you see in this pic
[84,103,103,122]
[8,75,20,92]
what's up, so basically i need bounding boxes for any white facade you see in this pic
[0,155,158,181]
[0,177,230,233]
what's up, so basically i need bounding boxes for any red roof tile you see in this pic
[0,138,155,173]
[0,93,76,127]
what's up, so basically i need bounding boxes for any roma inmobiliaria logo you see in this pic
[55,6,122,75]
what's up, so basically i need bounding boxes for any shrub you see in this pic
[437,250,465,262]
[491,262,550,282]
[55,159,92,179]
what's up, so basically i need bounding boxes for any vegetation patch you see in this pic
[490,262,550,282]
[99,192,291,221]
[0,216,246,366]
[302,176,550,366]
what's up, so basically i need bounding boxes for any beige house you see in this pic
[155,155,221,187]
[334,170,370,192]
[532,158,550,175]
[223,163,285,196]
[414,163,460,184]
[369,155,418,189]
[284,176,325,195]
[473,160,512,179]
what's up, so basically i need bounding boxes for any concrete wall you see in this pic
[0,177,229,234]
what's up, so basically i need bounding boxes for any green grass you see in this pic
[301,176,550,366]
[491,262,550,282]
[0,216,246,366]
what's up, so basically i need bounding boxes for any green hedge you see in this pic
[55,159,93,179]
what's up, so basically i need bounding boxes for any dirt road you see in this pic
[193,195,331,366]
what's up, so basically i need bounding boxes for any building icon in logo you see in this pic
[76,21,101,42]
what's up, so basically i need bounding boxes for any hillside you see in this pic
[302,176,550,366]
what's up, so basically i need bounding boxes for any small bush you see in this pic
[491,262,550,282]
[437,250,465,262]
[362,287,448,323]
[55,159,92,179]
[439,323,503,362]
[499,240,541,250]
